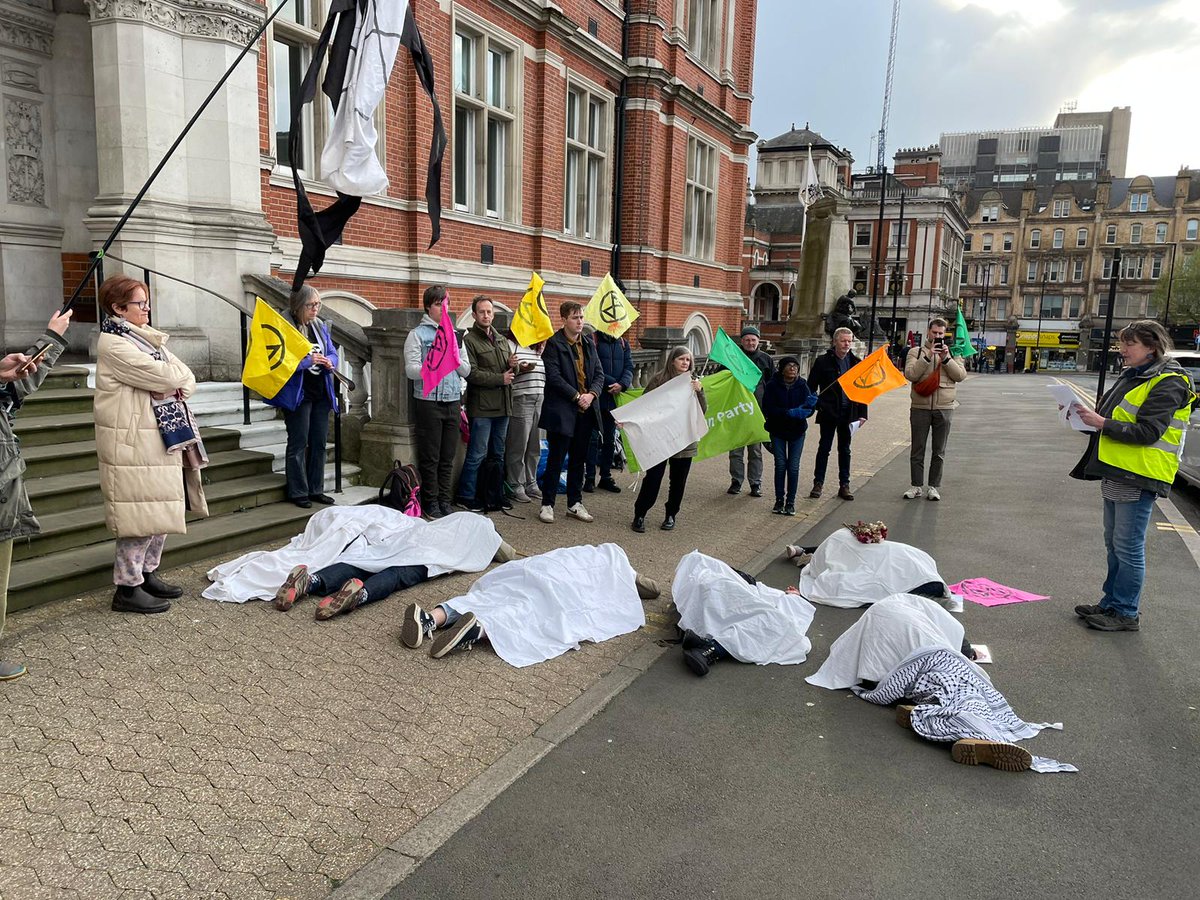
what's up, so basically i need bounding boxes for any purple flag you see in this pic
[420,301,462,397]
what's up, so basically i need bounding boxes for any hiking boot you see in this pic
[401,603,437,649]
[927,487,941,501]
[772,499,784,514]
[631,516,646,533]
[566,502,594,522]
[315,579,365,620]
[838,484,854,501]
[510,486,532,504]
[430,613,484,658]
[903,486,924,500]
[112,585,170,614]
[749,484,763,498]
[538,505,554,523]
[661,515,676,531]
[727,480,741,495]
[494,540,518,563]
[808,481,823,499]
[598,477,621,493]
[1074,602,1113,618]
[783,504,796,517]
[635,572,661,599]
[274,564,310,611]
[950,739,1033,772]
[1085,611,1141,632]
[583,477,596,493]
[141,570,183,599]
[0,660,28,682]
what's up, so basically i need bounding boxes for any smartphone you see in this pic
[19,343,52,372]
[518,362,535,373]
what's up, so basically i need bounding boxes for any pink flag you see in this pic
[420,300,462,397]
[948,577,1050,608]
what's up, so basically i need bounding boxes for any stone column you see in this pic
[638,326,685,375]
[782,195,849,369]
[358,308,425,485]
[85,0,275,379]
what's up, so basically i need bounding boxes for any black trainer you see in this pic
[748,484,762,498]
[430,613,484,658]
[631,517,646,533]
[772,499,784,514]
[598,477,622,493]
[1085,611,1140,632]
[727,480,741,495]
[400,603,437,649]
[1074,602,1112,618]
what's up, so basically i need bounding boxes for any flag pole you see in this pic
[61,0,292,314]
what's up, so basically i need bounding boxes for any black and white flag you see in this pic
[290,0,447,290]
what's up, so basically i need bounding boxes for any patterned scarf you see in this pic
[102,316,163,361]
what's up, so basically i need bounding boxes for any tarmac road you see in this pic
[382,374,1200,900]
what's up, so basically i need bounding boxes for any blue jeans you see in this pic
[312,563,430,606]
[1101,490,1156,618]
[457,415,510,502]
[771,434,805,505]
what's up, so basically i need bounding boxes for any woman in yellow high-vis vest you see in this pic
[1070,320,1194,632]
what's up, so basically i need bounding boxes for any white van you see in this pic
[1170,350,1200,488]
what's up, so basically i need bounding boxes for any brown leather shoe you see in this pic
[808,481,823,499]
[838,484,854,501]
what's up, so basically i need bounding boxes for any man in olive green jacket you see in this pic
[456,295,516,511]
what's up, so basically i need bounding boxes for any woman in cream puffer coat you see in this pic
[95,276,202,615]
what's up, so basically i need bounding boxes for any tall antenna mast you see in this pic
[877,0,901,172]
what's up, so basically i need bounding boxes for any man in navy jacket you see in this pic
[538,302,605,524]
[584,330,633,493]
[806,327,867,501]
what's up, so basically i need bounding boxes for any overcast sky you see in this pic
[751,0,1200,178]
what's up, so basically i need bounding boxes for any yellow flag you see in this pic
[837,344,907,405]
[241,297,315,399]
[512,271,554,347]
[584,272,639,338]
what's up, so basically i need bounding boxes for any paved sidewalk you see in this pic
[0,389,911,899]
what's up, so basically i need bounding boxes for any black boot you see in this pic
[112,585,171,614]
[681,630,727,677]
[142,570,183,599]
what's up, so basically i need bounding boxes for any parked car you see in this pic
[1169,350,1200,488]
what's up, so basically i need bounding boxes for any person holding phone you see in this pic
[456,295,514,512]
[0,310,72,681]
[903,318,967,501]
[504,332,546,504]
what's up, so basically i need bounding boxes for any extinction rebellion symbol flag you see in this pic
[241,298,315,400]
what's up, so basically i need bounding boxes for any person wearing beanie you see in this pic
[761,356,817,515]
[724,326,773,497]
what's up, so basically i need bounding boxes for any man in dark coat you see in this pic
[726,326,774,496]
[584,330,634,493]
[538,301,605,524]
[806,326,868,501]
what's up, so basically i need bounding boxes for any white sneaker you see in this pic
[538,505,554,523]
[902,486,924,500]
[927,486,941,501]
[566,502,594,522]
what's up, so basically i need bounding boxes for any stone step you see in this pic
[8,474,373,612]
[39,365,92,392]
[20,428,243,479]
[24,447,279,514]
[19,387,95,417]
[13,412,96,447]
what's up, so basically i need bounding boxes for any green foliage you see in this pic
[1153,250,1200,324]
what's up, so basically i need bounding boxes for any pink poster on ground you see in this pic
[421,302,462,397]
[948,577,1050,608]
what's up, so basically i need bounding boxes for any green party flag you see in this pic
[707,327,764,393]
[952,303,977,358]
[616,370,768,474]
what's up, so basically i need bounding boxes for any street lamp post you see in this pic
[978,263,992,371]
[1034,270,1048,373]
[1163,241,1179,326]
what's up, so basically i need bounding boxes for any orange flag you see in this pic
[838,345,907,405]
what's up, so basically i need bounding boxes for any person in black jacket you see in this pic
[761,356,818,516]
[806,327,868,501]
[726,326,774,497]
[538,301,605,524]
[584,330,634,493]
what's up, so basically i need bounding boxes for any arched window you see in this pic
[1187,219,1199,241]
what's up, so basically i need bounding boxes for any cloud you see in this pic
[750,0,1199,176]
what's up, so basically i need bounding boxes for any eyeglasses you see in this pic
[123,301,151,311]
[303,302,322,310]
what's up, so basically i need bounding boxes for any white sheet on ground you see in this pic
[445,543,645,668]
[203,507,501,602]
[672,550,815,665]
[798,528,948,609]
[806,593,978,690]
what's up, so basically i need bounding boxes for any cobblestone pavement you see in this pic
[1,390,911,899]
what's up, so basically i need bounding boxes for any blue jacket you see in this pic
[592,332,634,411]
[264,316,339,412]
[762,373,815,440]
[539,329,605,436]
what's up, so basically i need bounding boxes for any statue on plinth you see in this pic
[825,290,864,338]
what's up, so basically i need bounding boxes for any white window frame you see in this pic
[1029,229,1041,249]
[1188,219,1199,241]
[1072,258,1085,282]
[1003,233,1013,251]
[1102,256,1114,280]
[981,204,999,223]
[453,19,520,221]
[687,0,723,71]
[1105,224,1117,244]
[563,80,613,241]
[1046,259,1065,283]
[1155,222,1168,244]
[269,2,324,178]
[1130,223,1143,244]
[982,233,993,252]
[1151,254,1164,279]
[854,223,872,247]
[1052,228,1064,249]
[1130,191,1150,212]
[1000,262,1009,285]
[1026,261,1038,282]
[683,135,718,260]
[1076,227,1088,247]
[1121,254,1144,280]
[1052,199,1069,218]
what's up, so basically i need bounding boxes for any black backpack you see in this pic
[475,457,507,511]
[379,460,422,517]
